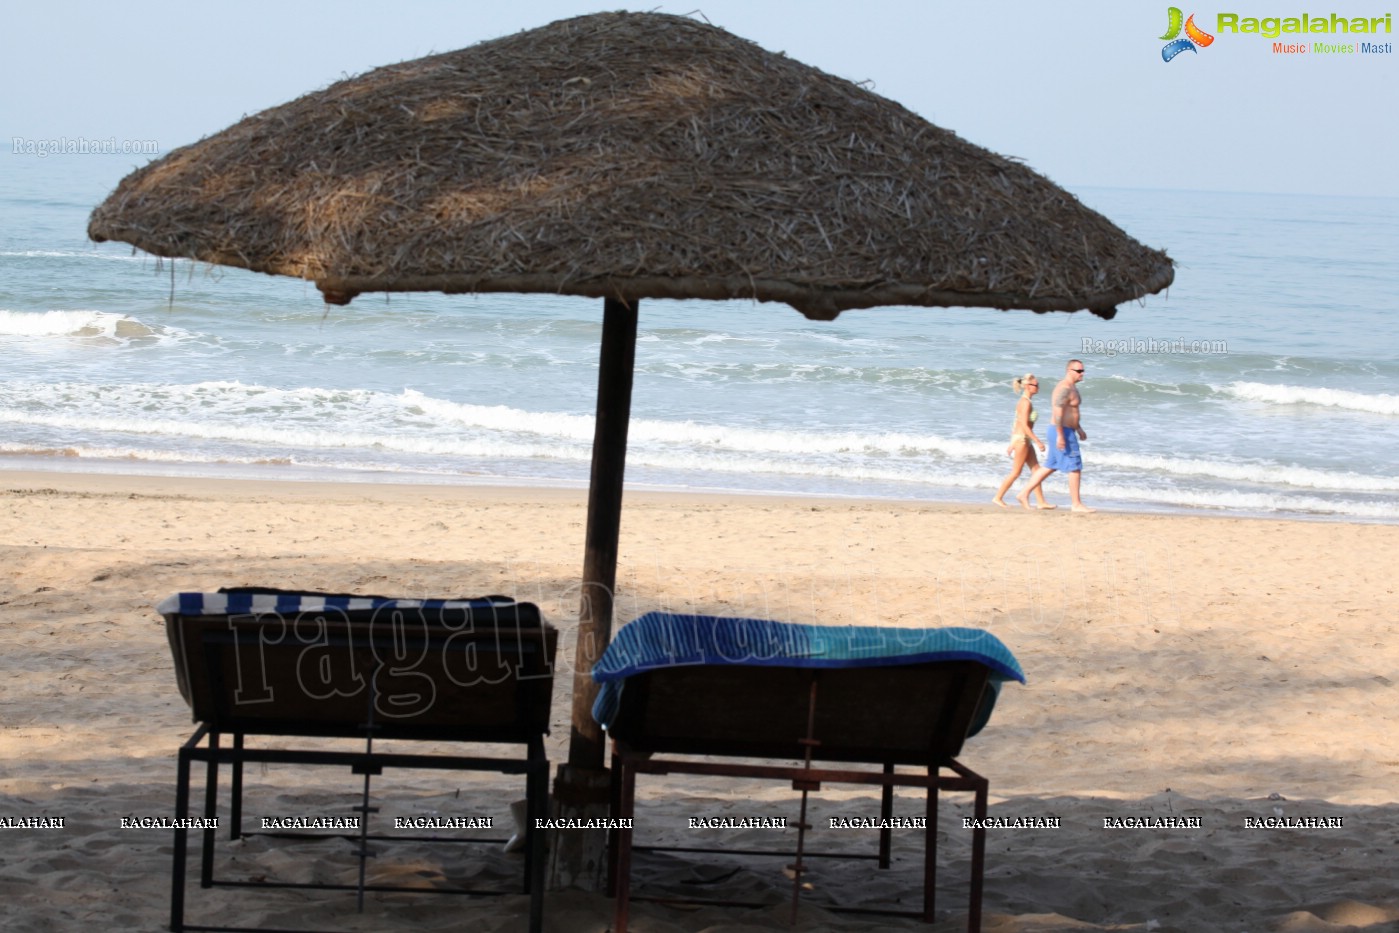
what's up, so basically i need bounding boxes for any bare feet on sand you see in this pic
[1015,493,1059,511]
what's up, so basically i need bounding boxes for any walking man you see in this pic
[1018,359,1095,513]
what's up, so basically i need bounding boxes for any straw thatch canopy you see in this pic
[88,11,1171,320]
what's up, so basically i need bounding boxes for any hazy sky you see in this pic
[3,0,1396,198]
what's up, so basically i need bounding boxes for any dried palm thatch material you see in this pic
[89,11,1172,320]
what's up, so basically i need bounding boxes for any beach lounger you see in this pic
[593,612,1024,933]
[160,589,556,933]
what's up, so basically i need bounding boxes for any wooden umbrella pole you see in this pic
[569,294,638,770]
[549,295,638,890]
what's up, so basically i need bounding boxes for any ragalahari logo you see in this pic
[1161,7,1216,60]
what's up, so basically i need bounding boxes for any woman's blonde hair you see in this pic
[1012,373,1036,393]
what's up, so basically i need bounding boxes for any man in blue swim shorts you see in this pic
[1045,426,1082,473]
[1018,359,1095,513]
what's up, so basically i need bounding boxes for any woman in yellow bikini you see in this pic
[993,374,1056,509]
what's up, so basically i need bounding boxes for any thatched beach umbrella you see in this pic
[90,9,1171,883]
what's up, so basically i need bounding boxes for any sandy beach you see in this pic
[2,470,1397,933]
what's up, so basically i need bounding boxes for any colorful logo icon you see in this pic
[1161,7,1215,60]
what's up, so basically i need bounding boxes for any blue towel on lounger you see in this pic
[591,612,1024,737]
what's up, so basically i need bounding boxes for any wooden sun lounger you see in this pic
[160,590,555,933]
[595,615,1021,933]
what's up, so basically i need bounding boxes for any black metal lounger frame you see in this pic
[604,660,993,933]
[163,598,554,933]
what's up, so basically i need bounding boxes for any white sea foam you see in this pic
[1224,381,1399,416]
[1083,481,1399,521]
[1,389,974,470]
[0,248,155,263]
[403,390,998,457]
[1092,450,1399,493]
[6,378,1395,504]
[0,309,168,341]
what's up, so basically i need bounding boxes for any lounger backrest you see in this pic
[162,594,555,742]
[606,660,990,765]
[593,613,1023,766]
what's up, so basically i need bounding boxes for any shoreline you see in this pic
[3,458,1392,527]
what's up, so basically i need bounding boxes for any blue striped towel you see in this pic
[157,591,518,617]
[592,612,1024,735]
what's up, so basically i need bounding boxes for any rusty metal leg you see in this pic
[526,736,547,933]
[229,733,244,840]
[351,740,381,913]
[878,761,894,869]
[969,773,987,933]
[200,731,219,889]
[788,677,823,925]
[790,780,813,924]
[170,727,204,932]
[614,756,637,933]
[924,765,939,923]
[606,746,622,898]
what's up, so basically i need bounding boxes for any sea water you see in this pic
[3,155,1397,521]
